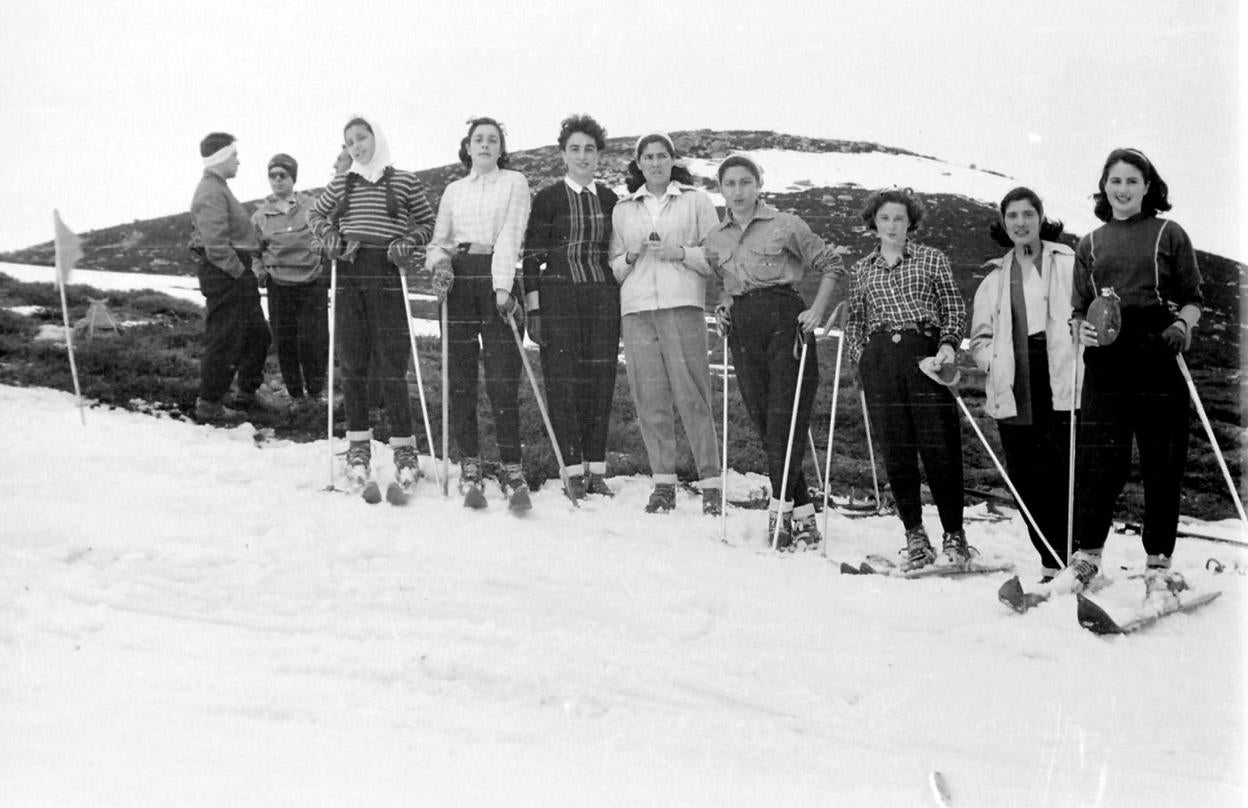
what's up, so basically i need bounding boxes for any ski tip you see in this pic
[385,482,409,506]
[1076,592,1123,635]
[929,770,953,807]
[997,576,1025,612]
[839,562,863,575]
[361,481,382,505]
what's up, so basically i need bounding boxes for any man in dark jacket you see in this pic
[189,132,272,424]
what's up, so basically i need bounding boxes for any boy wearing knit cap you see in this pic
[252,152,328,409]
[189,131,273,424]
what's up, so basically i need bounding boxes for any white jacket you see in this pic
[608,182,719,316]
[969,241,1084,419]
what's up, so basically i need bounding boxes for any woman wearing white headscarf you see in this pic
[308,116,437,491]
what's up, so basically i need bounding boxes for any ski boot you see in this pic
[792,508,822,552]
[768,510,793,551]
[459,457,487,509]
[702,487,723,516]
[941,529,971,566]
[644,483,676,514]
[499,463,531,513]
[585,473,615,497]
[900,526,936,571]
[393,443,420,490]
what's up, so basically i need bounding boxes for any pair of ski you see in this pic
[998,572,1222,634]
[462,480,531,515]
[347,468,412,506]
[839,554,1014,578]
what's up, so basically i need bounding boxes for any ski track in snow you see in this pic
[1,385,1244,807]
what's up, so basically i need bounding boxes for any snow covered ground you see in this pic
[1,385,1245,807]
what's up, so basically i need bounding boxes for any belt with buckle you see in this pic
[457,242,494,255]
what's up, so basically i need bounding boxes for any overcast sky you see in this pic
[2,0,1243,260]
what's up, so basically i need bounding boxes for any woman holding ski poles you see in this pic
[969,187,1081,582]
[521,114,619,501]
[703,154,844,549]
[425,117,533,510]
[608,132,722,515]
[1059,148,1203,591]
[844,187,967,571]
[307,116,436,493]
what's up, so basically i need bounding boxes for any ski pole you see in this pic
[1067,333,1081,564]
[953,392,1065,568]
[1177,353,1248,528]
[324,258,338,491]
[774,331,810,551]
[440,299,450,497]
[507,311,574,503]
[820,306,846,555]
[397,269,442,492]
[808,430,823,493]
[860,389,883,514]
[720,333,729,544]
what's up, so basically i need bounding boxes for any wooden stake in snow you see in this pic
[53,210,86,425]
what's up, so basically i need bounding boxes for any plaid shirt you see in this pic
[426,168,531,292]
[845,242,966,362]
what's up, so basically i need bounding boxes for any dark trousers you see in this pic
[268,277,328,398]
[445,253,522,464]
[1074,311,1189,556]
[996,336,1070,569]
[197,262,271,402]
[859,329,963,532]
[728,287,818,505]
[539,282,620,469]
[335,248,413,438]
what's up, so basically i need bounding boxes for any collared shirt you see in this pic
[1012,254,1047,335]
[426,167,532,291]
[703,203,844,296]
[189,170,259,279]
[845,241,966,362]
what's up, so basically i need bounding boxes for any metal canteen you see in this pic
[1086,287,1122,346]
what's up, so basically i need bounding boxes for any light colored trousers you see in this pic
[621,306,721,487]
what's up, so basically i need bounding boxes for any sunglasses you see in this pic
[268,170,290,180]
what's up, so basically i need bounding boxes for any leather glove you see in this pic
[321,229,342,258]
[431,264,454,302]
[387,237,422,273]
[527,309,544,346]
[496,290,521,321]
[1161,319,1191,353]
[713,302,732,338]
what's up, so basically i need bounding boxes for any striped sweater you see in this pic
[308,168,436,247]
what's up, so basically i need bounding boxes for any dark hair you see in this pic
[860,188,925,233]
[458,117,510,170]
[988,186,1065,248]
[624,136,693,193]
[716,155,762,184]
[199,132,235,157]
[1092,147,1171,222]
[558,114,607,151]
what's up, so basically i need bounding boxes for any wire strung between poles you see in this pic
[397,269,442,492]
